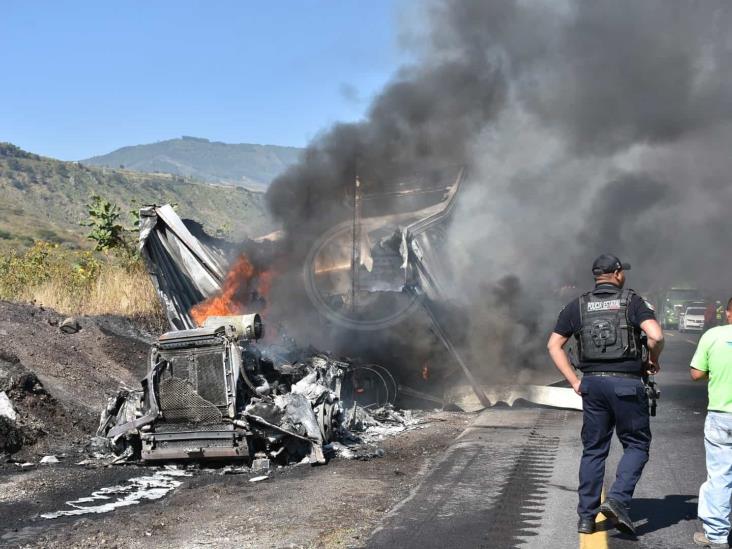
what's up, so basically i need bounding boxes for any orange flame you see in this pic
[190,254,273,327]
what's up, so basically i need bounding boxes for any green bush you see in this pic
[0,241,102,300]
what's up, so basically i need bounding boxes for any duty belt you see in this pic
[583,372,642,379]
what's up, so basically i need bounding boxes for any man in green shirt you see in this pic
[691,297,732,548]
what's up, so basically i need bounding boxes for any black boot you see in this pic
[599,498,636,535]
[577,517,596,534]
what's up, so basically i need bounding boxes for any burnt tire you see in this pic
[342,365,394,409]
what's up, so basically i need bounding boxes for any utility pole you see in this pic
[350,172,361,313]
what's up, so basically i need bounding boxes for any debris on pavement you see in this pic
[251,457,271,472]
[445,383,583,412]
[39,455,59,464]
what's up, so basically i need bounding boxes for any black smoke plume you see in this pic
[264,0,732,380]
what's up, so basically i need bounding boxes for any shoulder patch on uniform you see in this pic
[643,299,655,311]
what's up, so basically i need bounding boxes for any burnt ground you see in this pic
[0,300,472,548]
[0,300,154,460]
[0,414,468,548]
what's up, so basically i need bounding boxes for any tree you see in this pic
[81,195,127,252]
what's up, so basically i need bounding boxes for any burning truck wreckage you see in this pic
[98,168,580,470]
[98,312,411,466]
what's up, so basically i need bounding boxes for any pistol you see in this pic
[642,374,660,417]
[640,333,660,416]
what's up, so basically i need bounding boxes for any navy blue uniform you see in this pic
[554,283,656,520]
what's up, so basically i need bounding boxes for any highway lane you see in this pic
[365,333,709,548]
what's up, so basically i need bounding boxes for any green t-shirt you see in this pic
[691,325,732,413]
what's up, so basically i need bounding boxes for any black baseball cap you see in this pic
[592,254,631,275]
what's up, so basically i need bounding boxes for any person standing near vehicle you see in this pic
[691,298,732,548]
[705,303,718,332]
[547,254,664,535]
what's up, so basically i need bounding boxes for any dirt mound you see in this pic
[0,300,159,458]
[0,416,26,454]
[0,351,56,454]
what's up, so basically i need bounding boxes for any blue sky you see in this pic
[1,1,407,160]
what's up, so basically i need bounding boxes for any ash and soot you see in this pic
[206,0,732,385]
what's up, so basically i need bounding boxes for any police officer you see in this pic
[547,254,665,535]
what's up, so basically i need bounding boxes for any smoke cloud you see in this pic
[264,0,732,381]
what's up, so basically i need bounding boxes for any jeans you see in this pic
[699,412,732,543]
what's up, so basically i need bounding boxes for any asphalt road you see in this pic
[365,331,710,549]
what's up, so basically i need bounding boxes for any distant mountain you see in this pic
[82,136,302,190]
[0,142,271,250]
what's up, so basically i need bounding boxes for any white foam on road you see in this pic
[40,468,191,519]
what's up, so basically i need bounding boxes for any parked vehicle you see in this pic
[679,306,706,332]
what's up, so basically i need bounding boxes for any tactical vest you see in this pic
[576,286,642,363]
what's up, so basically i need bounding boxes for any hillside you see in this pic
[82,136,302,190]
[0,142,271,250]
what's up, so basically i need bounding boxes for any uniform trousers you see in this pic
[578,375,652,519]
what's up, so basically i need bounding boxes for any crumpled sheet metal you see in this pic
[97,388,144,448]
[139,205,229,330]
[275,393,327,463]
[445,384,583,413]
[290,370,331,402]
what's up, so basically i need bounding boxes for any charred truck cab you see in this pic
[140,315,261,461]
[102,313,347,465]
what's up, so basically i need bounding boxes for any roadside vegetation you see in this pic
[0,196,164,324]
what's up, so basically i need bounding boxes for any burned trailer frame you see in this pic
[306,167,491,406]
